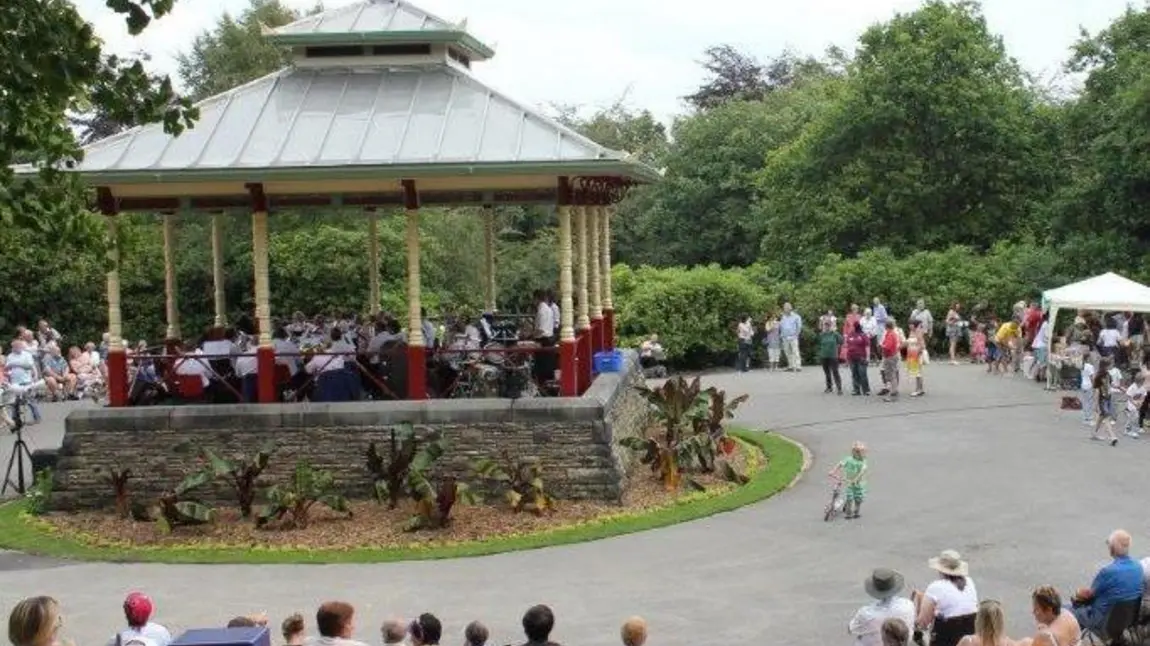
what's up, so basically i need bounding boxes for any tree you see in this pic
[756,0,1050,277]
[553,97,670,168]
[0,0,197,235]
[176,0,314,102]
[684,46,835,111]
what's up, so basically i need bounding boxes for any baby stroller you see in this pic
[640,347,668,379]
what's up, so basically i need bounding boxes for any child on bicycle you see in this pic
[829,441,868,519]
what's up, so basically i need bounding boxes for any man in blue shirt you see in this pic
[779,302,803,372]
[1072,529,1144,633]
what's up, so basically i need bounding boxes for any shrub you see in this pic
[614,264,769,368]
[158,470,216,530]
[258,460,351,529]
[200,443,275,519]
[472,452,555,515]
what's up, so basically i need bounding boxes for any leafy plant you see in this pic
[472,451,555,515]
[257,460,351,529]
[200,442,275,518]
[158,470,216,530]
[621,376,710,489]
[25,468,53,516]
[366,424,419,509]
[97,466,134,519]
[691,387,750,472]
[405,476,479,532]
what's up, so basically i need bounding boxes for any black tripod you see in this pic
[2,396,33,496]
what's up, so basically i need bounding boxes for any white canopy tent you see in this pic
[1042,272,1150,345]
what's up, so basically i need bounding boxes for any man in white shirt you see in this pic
[173,346,211,389]
[107,592,172,646]
[534,289,557,384]
[420,308,437,349]
[736,316,754,372]
[849,569,916,646]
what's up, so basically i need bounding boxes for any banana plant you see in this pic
[472,451,555,515]
[200,441,275,518]
[366,424,420,509]
[157,469,216,530]
[636,376,707,446]
[405,476,480,531]
[257,460,351,529]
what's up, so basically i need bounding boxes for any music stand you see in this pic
[2,396,34,496]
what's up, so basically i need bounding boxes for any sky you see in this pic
[75,0,1138,122]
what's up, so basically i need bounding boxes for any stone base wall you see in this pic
[51,351,649,511]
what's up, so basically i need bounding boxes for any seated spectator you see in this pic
[957,600,1012,646]
[381,618,407,646]
[307,601,368,646]
[881,619,910,646]
[106,592,172,646]
[283,613,306,646]
[521,605,559,646]
[6,340,43,424]
[36,320,61,348]
[42,343,76,401]
[1070,529,1143,634]
[620,617,646,646]
[850,569,915,646]
[912,550,978,646]
[1016,586,1079,646]
[8,595,63,646]
[408,614,441,646]
[174,343,211,389]
[464,622,488,646]
[639,335,663,368]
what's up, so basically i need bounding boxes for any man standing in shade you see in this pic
[780,302,803,372]
[872,297,889,364]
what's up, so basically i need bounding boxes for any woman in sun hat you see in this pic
[849,568,916,646]
[911,550,979,646]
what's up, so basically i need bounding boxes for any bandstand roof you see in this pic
[38,0,659,211]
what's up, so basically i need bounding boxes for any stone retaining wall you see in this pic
[51,351,649,511]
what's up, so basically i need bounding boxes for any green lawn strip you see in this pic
[0,429,802,564]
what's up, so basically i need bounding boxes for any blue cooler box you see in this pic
[593,350,624,374]
[172,627,270,646]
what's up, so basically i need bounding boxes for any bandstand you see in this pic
[69,0,659,406]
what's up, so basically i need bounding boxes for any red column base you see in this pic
[408,344,427,399]
[559,339,577,397]
[257,346,276,403]
[577,327,592,393]
[591,316,604,355]
[106,348,128,407]
[604,309,615,350]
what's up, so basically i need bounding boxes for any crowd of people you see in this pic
[6,596,651,646]
[850,531,1147,646]
[0,319,110,428]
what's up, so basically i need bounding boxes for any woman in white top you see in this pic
[1097,318,1122,358]
[958,600,1015,646]
[912,550,979,646]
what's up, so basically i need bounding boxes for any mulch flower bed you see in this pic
[40,439,763,551]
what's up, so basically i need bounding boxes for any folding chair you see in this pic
[1083,597,1141,646]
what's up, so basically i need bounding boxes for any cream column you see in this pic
[602,205,614,311]
[368,210,381,316]
[593,204,602,326]
[483,205,497,313]
[252,211,272,346]
[106,216,123,352]
[162,212,181,340]
[211,212,226,327]
[575,206,590,331]
[557,203,576,396]
[405,208,424,347]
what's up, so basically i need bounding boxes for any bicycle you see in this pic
[824,476,845,522]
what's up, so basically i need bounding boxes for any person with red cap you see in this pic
[106,592,172,646]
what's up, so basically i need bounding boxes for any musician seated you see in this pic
[306,328,359,402]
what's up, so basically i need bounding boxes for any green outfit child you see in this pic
[834,444,868,519]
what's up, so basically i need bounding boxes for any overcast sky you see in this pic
[74,0,1135,121]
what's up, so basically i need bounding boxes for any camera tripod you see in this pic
[2,397,34,496]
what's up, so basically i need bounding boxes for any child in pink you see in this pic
[970,323,987,363]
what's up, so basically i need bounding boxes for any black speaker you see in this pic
[31,449,57,474]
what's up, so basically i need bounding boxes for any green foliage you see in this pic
[200,442,275,518]
[25,468,54,516]
[158,469,216,530]
[257,460,350,529]
[0,0,196,238]
[613,265,768,367]
[471,452,555,515]
[400,433,477,531]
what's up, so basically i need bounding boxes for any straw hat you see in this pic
[928,549,969,577]
[864,568,905,600]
